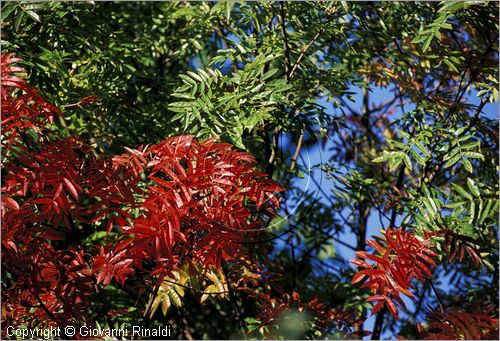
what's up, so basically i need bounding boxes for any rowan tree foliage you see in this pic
[1,52,285,337]
[1,1,499,340]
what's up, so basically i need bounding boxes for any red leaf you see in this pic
[350,258,371,268]
[78,95,99,105]
[465,246,481,267]
[167,220,175,249]
[386,297,398,319]
[366,295,387,302]
[458,243,466,262]
[351,228,438,319]
[31,198,53,205]
[414,260,433,278]
[63,178,79,201]
[351,272,367,285]
[392,295,407,311]
[418,253,437,267]
[370,300,385,316]
[396,285,414,298]
[367,239,386,254]
[2,196,19,210]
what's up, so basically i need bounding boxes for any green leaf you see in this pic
[443,58,458,72]
[466,178,480,198]
[161,295,170,316]
[410,149,426,166]
[462,151,484,160]
[186,71,202,82]
[415,141,430,157]
[389,156,403,172]
[318,239,336,261]
[469,200,476,224]
[445,201,467,209]
[452,183,473,200]
[460,141,480,150]
[179,74,196,85]
[372,155,389,163]
[390,139,409,150]
[439,1,466,13]
[26,10,41,22]
[422,34,434,52]
[462,158,473,173]
[403,154,413,171]
[14,11,24,32]
[422,197,438,216]
[397,129,411,140]
[482,258,495,270]
[1,2,17,21]
[443,154,461,169]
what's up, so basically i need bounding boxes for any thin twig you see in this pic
[33,290,57,321]
[289,123,305,171]
[289,28,324,78]
[429,280,445,313]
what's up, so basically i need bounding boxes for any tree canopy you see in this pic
[1,1,498,340]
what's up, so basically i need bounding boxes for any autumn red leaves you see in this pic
[1,53,283,330]
[94,135,284,285]
[349,226,486,322]
[350,228,438,319]
[348,225,499,340]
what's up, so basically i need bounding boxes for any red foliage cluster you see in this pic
[350,226,498,338]
[1,53,283,332]
[350,228,438,319]
[417,305,499,340]
[1,54,99,331]
[1,54,59,149]
[93,135,283,285]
